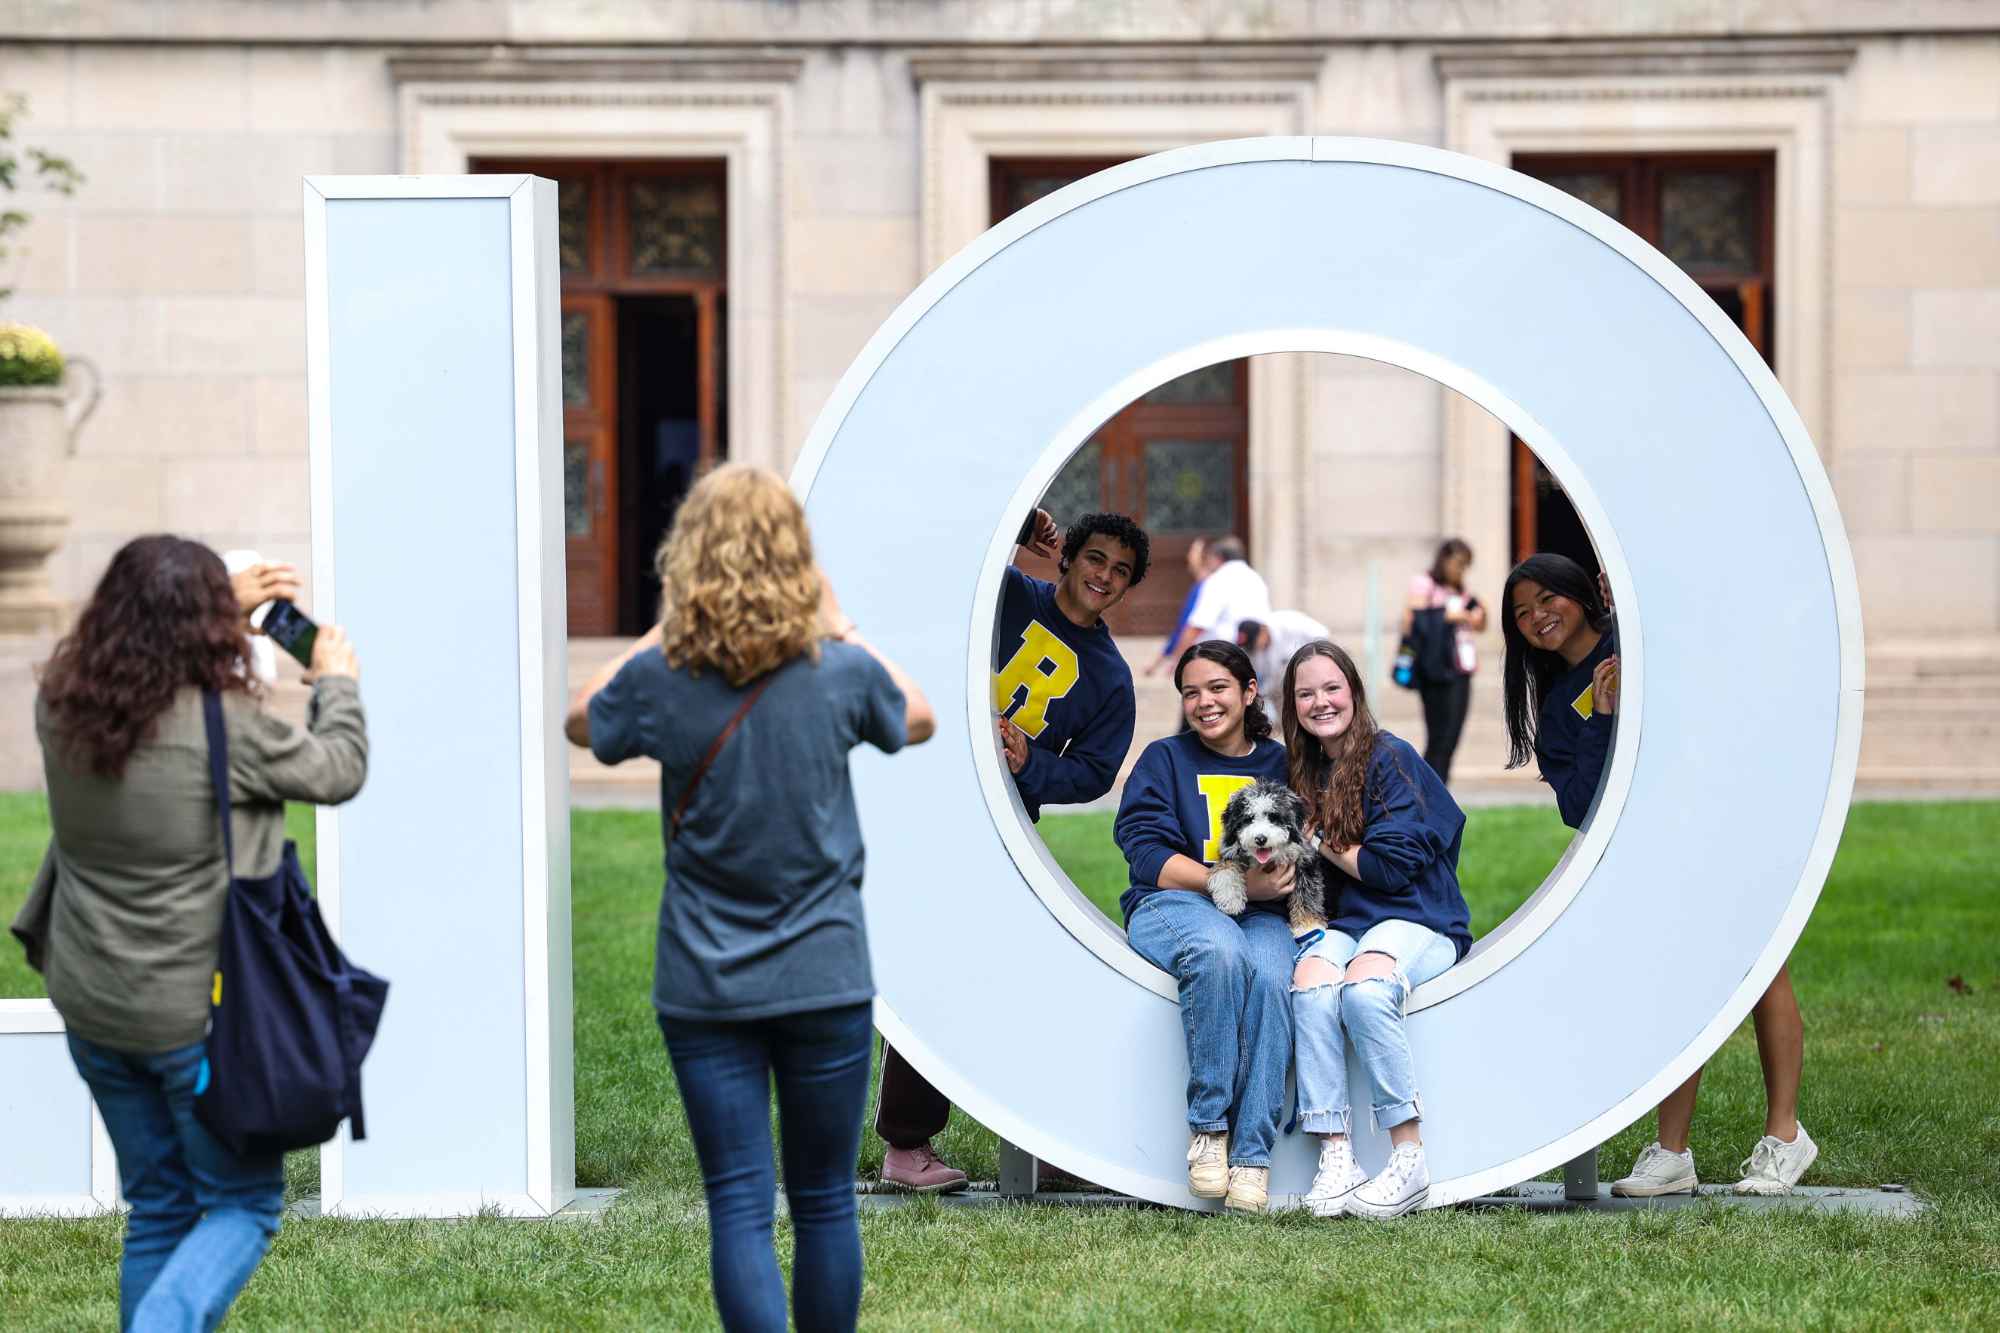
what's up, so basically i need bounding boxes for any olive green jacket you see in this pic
[23,678,367,1052]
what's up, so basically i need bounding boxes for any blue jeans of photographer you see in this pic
[1292,919,1457,1134]
[66,1034,285,1333]
[1126,891,1294,1166]
[658,1001,873,1333]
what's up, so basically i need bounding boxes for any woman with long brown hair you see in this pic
[16,534,367,1329]
[564,464,933,1333]
[1282,640,1470,1220]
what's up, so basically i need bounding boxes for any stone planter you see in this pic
[0,361,99,632]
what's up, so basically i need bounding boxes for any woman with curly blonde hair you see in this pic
[565,464,933,1332]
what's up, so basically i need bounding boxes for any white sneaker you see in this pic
[1304,1138,1369,1218]
[1346,1143,1429,1219]
[1611,1142,1698,1198]
[1187,1131,1228,1199]
[1733,1124,1818,1196]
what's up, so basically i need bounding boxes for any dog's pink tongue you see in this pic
[1253,848,1275,866]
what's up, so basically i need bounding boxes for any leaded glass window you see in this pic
[1144,439,1235,533]
[1540,171,1622,219]
[563,439,590,537]
[561,311,589,409]
[1141,363,1237,405]
[1660,171,1758,272]
[557,178,589,275]
[627,177,723,277]
[1039,439,1103,528]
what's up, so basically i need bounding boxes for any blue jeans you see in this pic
[1126,892,1294,1167]
[658,1002,873,1333]
[1292,919,1457,1135]
[65,1034,285,1333]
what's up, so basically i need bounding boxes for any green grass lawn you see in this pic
[2,796,1997,1329]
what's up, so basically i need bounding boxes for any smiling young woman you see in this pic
[1113,640,1294,1213]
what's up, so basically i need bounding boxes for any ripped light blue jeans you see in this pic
[1292,919,1457,1135]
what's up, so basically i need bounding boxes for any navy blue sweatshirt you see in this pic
[1534,627,1618,829]
[1324,732,1472,959]
[992,565,1136,822]
[1114,730,1290,924]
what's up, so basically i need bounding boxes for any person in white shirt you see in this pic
[1166,535,1270,662]
[1236,609,1330,727]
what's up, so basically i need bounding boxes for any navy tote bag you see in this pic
[195,690,388,1156]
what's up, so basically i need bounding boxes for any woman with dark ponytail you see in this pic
[1500,552,1817,1200]
[1115,640,1292,1213]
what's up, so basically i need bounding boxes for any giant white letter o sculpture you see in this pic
[793,139,1861,1209]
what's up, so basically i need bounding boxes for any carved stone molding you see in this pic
[389,46,807,86]
[1434,39,1857,83]
[907,45,1327,85]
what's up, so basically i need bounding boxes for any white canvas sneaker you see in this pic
[1611,1142,1698,1198]
[1346,1143,1429,1220]
[1187,1131,1228,1199]
[1733,1124,1818,1196]
[1304,1138,1370,1218]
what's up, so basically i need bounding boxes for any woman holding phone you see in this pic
[18,536,366,1330]
[1501,552,1816,1198]
[565,464,934,1332]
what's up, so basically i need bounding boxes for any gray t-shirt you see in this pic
[589,641,906,1022]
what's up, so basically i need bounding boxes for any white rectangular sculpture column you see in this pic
[303,176,573,1217]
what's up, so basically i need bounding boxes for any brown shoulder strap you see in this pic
[670,673,777,840]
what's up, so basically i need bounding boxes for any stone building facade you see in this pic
[1,2,1995,792]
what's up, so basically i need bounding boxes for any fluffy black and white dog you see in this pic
[1205,781,1329,938]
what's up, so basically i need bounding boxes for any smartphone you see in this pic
[261,599,319,670]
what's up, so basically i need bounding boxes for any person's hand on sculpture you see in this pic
[1022,507,1061,560]
[1593,655,1619,716]
[997,716,1029,774]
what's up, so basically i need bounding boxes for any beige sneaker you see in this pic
[1225,1165,1270,1214]
[1186,1131,1228,1198]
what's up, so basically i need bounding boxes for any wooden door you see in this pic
[1510,153,1776,574]
[476,157,728,635]
[561,295,618,633]
[991,158,1250,636]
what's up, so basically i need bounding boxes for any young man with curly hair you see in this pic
[875,508,1151,1193]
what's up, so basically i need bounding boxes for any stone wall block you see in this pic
[65,454,164,531]
[10,295,163,375]
[1308,456,1438,537]
[1311,360,1445,458]
[1834,207,2000,287]
[1851,533,2000,634]
[1850,37,2000,126]
[245,135,339,215]
[788,216,919,296]
[1316,45,1442,139]
[80,375,251,458]
[70,46,248,131]
[1830,454,1910,534]
[252,216,305,296]
[157,134,258,215]
[1835,370,1998,453]
[73,216,254,294]
[1835,287,1911,370]
[163,456,309,533]
[1834,126,1909,205]
[790,293,900,385]
[251,376,309,456]
[1911,454,2000,532]
[248,47,396,134]
[0,44,73,128]
[1913,289,2000,369]
[1913,126,2000,206]
[794,134,919,216]
[10,213,71,294]
[159,297,304,375]
[40,132,162,212]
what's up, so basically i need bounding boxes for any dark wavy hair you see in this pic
[1501,553,1614,769]
[1059,512,1151,588]
[40,535,255,778]
[1173,639,1272,743]
[1429,537,1473,590]
[1283,640,1383,849]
